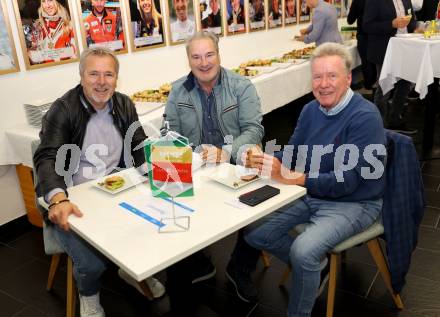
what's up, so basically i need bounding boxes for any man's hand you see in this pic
[244,151,306,185]
[294,34,305,42]
[300,28,309,35]
[392,16,411,29]
[48,193,82,231]
[201,145,230,163]
[242,146,263,168]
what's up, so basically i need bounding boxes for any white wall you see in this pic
[0,0,349,225]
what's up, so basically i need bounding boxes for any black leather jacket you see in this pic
[33,84,147,197]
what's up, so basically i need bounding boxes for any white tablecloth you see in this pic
[5,42,360,168]
[379,37,440,99]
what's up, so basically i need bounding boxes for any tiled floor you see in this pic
[1,90,439,317]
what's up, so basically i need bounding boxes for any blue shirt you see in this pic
[195,76,224,148]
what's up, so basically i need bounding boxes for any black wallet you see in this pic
[238,185,280,206]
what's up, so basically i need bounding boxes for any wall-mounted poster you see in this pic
[226,0,245,35]
[127,0,165,51]
[13,0,78,70]
[248,0,265,31]
[298,0,309,22]
[0,0,19,74]
[284,0,297,25]
[268,0,282,28]
[167,0,196,44]
[78,0,127,53]
[199,0,223,36]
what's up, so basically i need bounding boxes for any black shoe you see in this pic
[191,255,216,284]
[387,123,418,135]
[225,262,258,303]
[317,259,330,298]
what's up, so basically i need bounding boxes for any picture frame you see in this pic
[283,0,297,25]
[225,0,246,35]
[0,0,20,74]
[298,0,309,22]
[166,0,196,45]
[198,0,223,36]
[268,0,282,28]
[77,0,128,53]
[12,0,79,70]
[247,0,266,32]
[126,0,166,51]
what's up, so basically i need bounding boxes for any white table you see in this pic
[41,164,306,281]
[379,36,440,99]
[379,36,440,155]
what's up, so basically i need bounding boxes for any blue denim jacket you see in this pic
[165,68,264,161]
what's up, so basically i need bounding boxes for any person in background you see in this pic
[229,42,386,317]
[165,30,264,314]
[347,0,377,91]
[295,0,342,46]
[33,47,164,317]
[363,0,417,134]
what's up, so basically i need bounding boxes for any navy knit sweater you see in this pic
[275,93,386,202]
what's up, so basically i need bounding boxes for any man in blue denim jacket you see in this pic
[164,30,264,315]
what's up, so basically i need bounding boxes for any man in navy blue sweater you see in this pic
[227,43,387,317]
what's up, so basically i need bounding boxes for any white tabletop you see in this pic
[41,164,306,281]
[379,36,440,99]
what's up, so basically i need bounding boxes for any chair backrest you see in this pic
[31,139,65,255]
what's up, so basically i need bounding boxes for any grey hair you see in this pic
[310,42,352,73]
[185,30,219,56]
[79,47,119,77]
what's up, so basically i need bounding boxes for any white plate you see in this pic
[135,102,165,116]
[420,35,440,40]
[209,164,260,189]
[93,168,148,194]
[395,33,423,38]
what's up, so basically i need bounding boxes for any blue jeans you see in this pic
[53,226,108,296]
[245,195,382,317]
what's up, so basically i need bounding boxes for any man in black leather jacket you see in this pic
[33,47,156,317]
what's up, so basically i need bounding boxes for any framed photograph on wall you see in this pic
[12,0,79,70]
[248,0,265,31]
[298,0,309,22]
[166,0,196,44]
[198,0,223,36]
[126,0,166,51]
[284,0,297,25]
[0,0,19,74]
[226,0,245,35]
[268,0,282,28]
[78,0,127,53]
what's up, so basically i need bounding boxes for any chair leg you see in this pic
[47,254,61,291]
[66,257,76,317]
[261,251,271,268]
[326,254,339,317]
[137,280,154,300]
[366,238,404,310]
[279,266,291,286]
